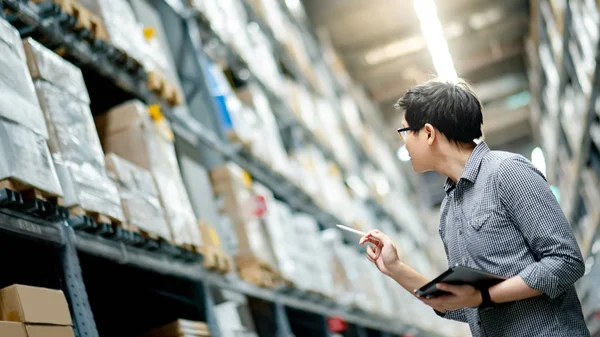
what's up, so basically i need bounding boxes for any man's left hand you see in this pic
[417,283,482,311]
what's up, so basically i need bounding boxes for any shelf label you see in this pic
[16,219,43,235]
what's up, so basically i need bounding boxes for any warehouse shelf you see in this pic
[0,1,442,337]
[1,0,363,240]
[195,11,349,172]
[0,209,64,246]
[75,227,419,337]
[531,0,600,225]
[532,3,600,333]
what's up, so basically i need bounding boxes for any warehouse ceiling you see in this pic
[301,0,532,149]
[301,0,533,206]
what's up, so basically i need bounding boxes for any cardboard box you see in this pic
[0,18,26,61]
[0,37,48,139]
[33,78,124,222]
[25,325,75,337]
[0,285,72,325]
[96,101,202,247]
[76,0,149,67]
[0,119,63,197]
[138,319,210,337]
[105,153,170,239]
[0,321,27,337]
[23,38,90,104]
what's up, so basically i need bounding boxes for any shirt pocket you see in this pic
[468,212,492,231]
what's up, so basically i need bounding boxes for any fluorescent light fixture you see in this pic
[285,0,300,10]
[397,145,411,162]
[413,0,458,82]
[531,146,547,177]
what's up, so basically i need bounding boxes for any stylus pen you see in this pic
[336,224,367,237]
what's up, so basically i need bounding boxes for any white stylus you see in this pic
[336,224,367,237]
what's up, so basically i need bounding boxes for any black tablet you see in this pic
[415,264,507,298]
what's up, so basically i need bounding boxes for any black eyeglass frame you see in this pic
[397,126,420,140]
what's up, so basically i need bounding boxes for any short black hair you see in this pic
[395,79,483,144]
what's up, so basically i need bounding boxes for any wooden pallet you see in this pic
[147,71,184,106]
[32,0,108,41]
[68,205,122,226]
[200,246,231,274]
[237,258,283,289]
[0,179,63,206]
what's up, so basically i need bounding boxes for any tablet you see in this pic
[415,264,507,298]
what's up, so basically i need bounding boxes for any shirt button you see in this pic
[459,229,463,235]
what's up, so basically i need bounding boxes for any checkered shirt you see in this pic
[436,142,590,337]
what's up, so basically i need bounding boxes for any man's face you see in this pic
[401,118,432,172]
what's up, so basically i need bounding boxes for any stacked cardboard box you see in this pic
[210,164,277,269]
[95,100,202,248]
[0,284,75,337]
[0,19,62,197]
[77,0,148,67]
[234,84,289,174]
[213,300,258,337]
[138,319,210,337]
[105,153,170,240]
[24,38,124,222]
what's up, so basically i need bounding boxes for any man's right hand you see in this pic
[359,230,402,277]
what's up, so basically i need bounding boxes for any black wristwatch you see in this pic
[479,287,495,310]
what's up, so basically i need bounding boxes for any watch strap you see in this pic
[479,287,495,310]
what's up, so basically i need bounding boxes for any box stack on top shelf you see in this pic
[528,0,600,332]
[0,18,63,202]
[25,38,125,224]
[0,0,453,336]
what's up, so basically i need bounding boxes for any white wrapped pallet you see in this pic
[96,101,202,247]
[0,119,62,197]
[25,39,124,222]
[105,154,171,240]
[0,25,47,139]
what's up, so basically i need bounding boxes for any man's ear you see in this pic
[424,123,436,145]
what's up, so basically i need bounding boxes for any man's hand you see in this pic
[359,230,402,277]
[417,283,482,311]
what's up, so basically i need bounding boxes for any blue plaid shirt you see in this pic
[437,142,589,337]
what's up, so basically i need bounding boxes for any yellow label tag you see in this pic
[143,26,156,40]
[241,170,253,189]
[208,227,221,249]
[148,104,163,121]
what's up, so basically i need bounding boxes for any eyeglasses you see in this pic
[397,127,417,141]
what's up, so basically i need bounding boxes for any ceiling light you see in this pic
[285,0,300,11]
[413,0,458,82]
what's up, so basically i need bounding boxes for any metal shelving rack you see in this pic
[0,0,443,337]
[528,0,600,334]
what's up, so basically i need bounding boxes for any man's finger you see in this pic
[367,246,378,260]
[360,236,381,246]
[366,250,374,262]
[365,230,388,244]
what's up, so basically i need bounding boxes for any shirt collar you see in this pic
[443,141,490,194]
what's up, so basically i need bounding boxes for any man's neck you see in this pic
[436,145,476,182]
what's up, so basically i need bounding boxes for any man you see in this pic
[360,79,590,336]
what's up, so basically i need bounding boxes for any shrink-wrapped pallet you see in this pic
[95,101,202,247]
[25,39,124,221]
[105,154,170,240]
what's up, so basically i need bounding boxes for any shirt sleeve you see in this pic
[497,156,585,299]
[434,308,468,323]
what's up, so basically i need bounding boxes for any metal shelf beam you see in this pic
[0,209,64,246]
